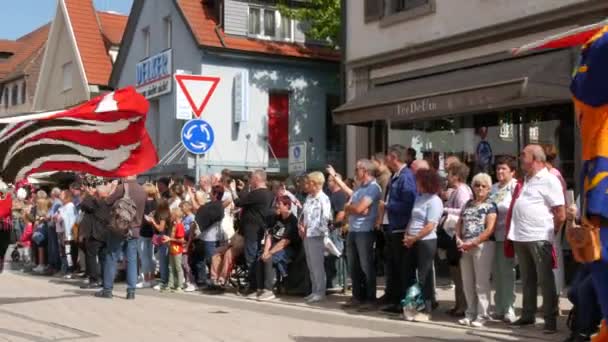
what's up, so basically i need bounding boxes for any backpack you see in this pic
[109,183,137,238]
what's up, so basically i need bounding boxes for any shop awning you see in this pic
[334,50,574,125]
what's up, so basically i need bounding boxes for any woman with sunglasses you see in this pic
[455,173,497,328]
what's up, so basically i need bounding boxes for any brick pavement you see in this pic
[0,271,572,341]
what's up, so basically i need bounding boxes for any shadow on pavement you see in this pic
[290,337,482,342]
[0,294,83,305]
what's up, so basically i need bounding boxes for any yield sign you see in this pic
[175,75,220,117]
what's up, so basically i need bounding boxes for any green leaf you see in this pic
[277,0,341,47]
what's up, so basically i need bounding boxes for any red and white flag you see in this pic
[512,20,608,55]
[0,87,158,182]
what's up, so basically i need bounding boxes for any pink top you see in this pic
[549,167,567,200]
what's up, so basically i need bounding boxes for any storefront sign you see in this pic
[396,99,438,117]
[136,49,172,99]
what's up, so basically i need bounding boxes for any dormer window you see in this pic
[248,6,293,42]
[0,51,13,61]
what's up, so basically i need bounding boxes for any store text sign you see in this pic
[136,49,172,99]
[396,99,438,116]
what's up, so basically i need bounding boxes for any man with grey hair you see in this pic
[234,169,274,292]
[508,144,566,334]
[343,159,383,311]
[378,145,417,313]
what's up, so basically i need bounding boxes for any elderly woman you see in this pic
[443,162,472,317]
[299,171,332,303]
[456,173,497,328]
[403,169,443,321]
[489,156,518,323]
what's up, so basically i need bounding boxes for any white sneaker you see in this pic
[304,294,315,301]
[257,291,276,302]
[246,291,260,300]
[136,282,146,289]
[153,284,163,291]
[184,283,196,292]
[458,318,472,327]
[414,312,431,322]
[306,295,325,304]
[504,312,517,324]
[471,319,485,328]
[33,265,43,273]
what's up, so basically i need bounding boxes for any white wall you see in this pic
[347,0,587,63]
[199,57,339,173]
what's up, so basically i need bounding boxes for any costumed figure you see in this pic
[569,27,608,342]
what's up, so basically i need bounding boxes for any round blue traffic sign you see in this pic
[181,119,215,155]
[293,146,301,159]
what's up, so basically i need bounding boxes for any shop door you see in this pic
[268,92,289,159]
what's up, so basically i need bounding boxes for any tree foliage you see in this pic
[277,0,341,48]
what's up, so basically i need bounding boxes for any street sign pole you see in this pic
[195,154,201,183]
[174,74,220,181]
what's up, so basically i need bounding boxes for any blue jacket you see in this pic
[385,166,417,232]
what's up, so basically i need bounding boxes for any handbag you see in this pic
[567,195,602,263]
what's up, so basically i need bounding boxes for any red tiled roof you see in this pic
[0,24,50,81]
[98,11,128,46]
[176,0,340,62]
[64,0,114,86]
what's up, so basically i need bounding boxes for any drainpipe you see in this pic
[214,0,226,47]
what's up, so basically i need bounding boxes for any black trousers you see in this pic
[384,231,413,305]
[85,237,105,283]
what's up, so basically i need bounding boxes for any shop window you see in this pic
[364,0,384,22]
[248,7,293,42]
[164,17,172,49]
[381,0,435,26]
[62,62,73,91]
[394,0,430,12]
[2,87,7,108]
[142,27,150,57]
[21,81,26,104]
[11,84,18,106]
[388,104,575,187]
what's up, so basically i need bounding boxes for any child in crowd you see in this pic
[180,202,196,292]
[166,208,185,293]
[17,213,35,270]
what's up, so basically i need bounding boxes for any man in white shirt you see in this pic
[508,145,566,334]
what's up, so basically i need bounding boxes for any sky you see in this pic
[0,0,134,40]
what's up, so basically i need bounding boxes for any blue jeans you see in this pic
[346,231,376,302]
[46,225,61,270]
[193,240,218,285]
[137,237,154,275]
[103,236,138,294]
[158,243,169,286]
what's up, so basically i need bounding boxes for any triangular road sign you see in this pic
[175,75,220,117]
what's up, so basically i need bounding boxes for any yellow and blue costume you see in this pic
[571,26,608,342]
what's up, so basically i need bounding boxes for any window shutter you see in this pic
[364,0,384,22]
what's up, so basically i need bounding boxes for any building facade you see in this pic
[0,25,49,116]
[336,0,608,192]
[32,0,127,111]
[110,0,341,176]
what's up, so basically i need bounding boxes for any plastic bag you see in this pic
[401,283,425,321]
